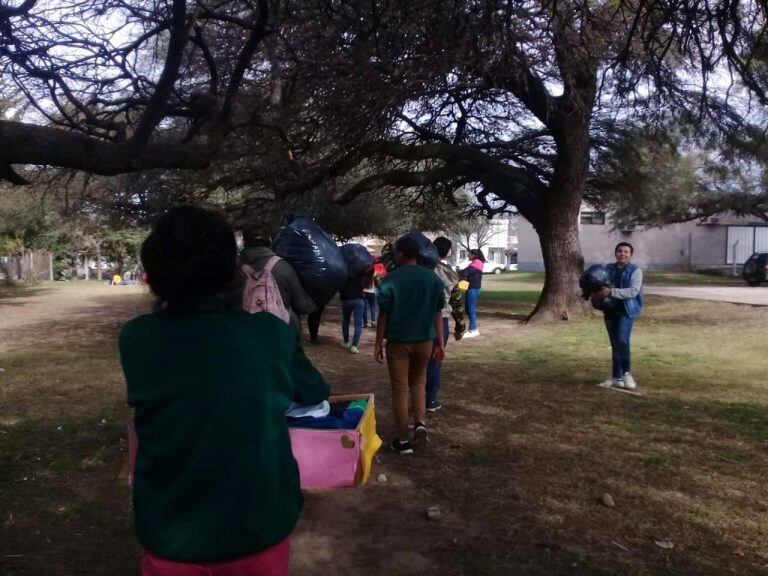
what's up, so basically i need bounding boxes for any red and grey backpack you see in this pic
[241,256,291,324]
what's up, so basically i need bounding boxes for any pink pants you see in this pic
[141,538,290,576]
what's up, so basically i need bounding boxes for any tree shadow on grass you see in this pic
[0,414,137,576]
[288,338,768,576]
[0,283,55,303]
[292,396,768,576]
[0,291,149,354]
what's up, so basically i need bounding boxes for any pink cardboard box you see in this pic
[289,393,382,489]
[123,393,382,490]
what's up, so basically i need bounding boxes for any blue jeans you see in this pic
[342,299,365,347]
[604,313,634,378]
[466,288,480,330]
[426,317,450,407]
[363,292,377,325]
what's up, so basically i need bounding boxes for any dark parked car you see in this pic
[742,252,768,286]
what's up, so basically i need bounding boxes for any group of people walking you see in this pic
[336,238,489,450]
[119,207,486,574]
[119,205,643,575]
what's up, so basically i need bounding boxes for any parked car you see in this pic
[741,252,768,286]
[454,260,516,274]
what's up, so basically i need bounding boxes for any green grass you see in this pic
[643,270,744,285]
[471,273,544,316]
[439,295,768,573]
[479,290,541,305]
[481,270,744,295]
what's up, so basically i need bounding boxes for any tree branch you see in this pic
[0,120,216,180]
[220,0,269,124]
[131,0,194,147]
[333,165,472,203]
[0,0,36,20]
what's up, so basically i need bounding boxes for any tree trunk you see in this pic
[528,207,587,322]
[527,114,592,322]
[0,259,15,287]
[96,243,102,281]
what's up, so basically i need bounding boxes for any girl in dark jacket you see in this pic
[459,249,485,338]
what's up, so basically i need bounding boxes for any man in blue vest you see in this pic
[594,242,644,391]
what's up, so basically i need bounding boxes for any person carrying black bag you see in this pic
[592,242,644,391]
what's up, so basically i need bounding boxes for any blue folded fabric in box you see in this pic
[286,400,367,430]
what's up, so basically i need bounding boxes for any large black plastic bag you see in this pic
[590,295,622,313]
[272,214,348,306]
[341,243,373,277]
[579,264,612,299]
[580,264,620,312]
[403,230,439,269]
[380,230,438,271]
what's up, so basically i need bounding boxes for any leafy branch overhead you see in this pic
[589,126,768,227]
[2,0,767,319]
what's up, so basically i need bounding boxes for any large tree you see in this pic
[267,0,768,320]
[0,0,272,181]
[2,0,767,320]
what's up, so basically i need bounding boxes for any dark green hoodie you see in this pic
[119,298,329,561]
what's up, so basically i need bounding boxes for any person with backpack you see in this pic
[426,237,466,412]
[239,225,316,332]
[374,236,445,454]
[459,249,485,338]
[594,242,644,391]
[120,206,330,576]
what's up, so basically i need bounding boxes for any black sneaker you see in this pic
[414,421,429,445]
[391,439,414,454]
[426,402,442,413]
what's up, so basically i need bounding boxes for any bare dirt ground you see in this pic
[1,283,767,576]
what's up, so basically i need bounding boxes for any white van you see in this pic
[454,259,516,274]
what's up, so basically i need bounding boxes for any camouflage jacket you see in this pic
[435,260,466,334]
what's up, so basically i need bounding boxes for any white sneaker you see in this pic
[464,330,480,339]
[598,378,620,388]
[622,372,637,390]
[342,341,351,349]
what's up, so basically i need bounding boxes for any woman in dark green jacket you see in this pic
[120,206,329,575]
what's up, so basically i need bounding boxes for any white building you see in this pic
[450,214,518,268]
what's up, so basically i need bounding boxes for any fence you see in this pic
[0,250,54,282]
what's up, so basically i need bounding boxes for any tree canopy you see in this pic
[2,0,767,318]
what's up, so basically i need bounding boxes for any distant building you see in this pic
[450,214,518,268]
[350,214,519,269]
[517,208,768,271]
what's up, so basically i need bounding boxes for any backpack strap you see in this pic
[263,255,281,274]
[241,263,257,278]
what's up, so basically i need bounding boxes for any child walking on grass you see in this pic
[374,236,445,454]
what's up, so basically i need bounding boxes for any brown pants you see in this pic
[385,340,433,441]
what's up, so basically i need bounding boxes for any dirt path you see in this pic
[0,283,151,354]
[0,284,525,576]
[291,308,521,576]
[644,285,768,306]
